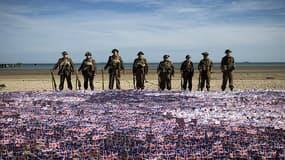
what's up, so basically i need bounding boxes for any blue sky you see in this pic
[0,0,285,63]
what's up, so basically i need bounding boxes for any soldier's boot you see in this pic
[188,84,192,91]
[221,83,227,91]
[59,83,64,91]
[84,83,88,90]
[229,85,234,91]
[90,81,95,91]
[67,82,73,90]
[59,75,65,91]
[207,88,210,91]
[67,76,73,90]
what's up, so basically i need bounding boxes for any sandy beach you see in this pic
[0,66,284,92]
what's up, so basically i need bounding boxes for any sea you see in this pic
[0,62,285,71]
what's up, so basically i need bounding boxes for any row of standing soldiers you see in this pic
[52,49,235,91]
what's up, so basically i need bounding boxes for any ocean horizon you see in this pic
[0,62,285,71]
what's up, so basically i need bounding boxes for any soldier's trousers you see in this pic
[200,71,211,91]
[135,70,145,89]
[182,72,193,91]
[83,72,95,90]
[159,73,171,90]
[109,70,121,90]
[221,71,234,91]
[59,73,72,91]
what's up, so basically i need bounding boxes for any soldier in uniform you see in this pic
[104,49,124,90]
[198,52,213,91]
[78,51,97,90]
[52,51,75,91]
[221,49,235,91]
[180,55,194,91]
[132,51,148,90]
[157,54,175,90]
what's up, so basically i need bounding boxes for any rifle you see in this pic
[101,69,104,90]
[75,71,81,90]
[50,70,58,91]
[197,71,201,91]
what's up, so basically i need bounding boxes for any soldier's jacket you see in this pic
[78,58,97,74]
[53,57,74,75]
[198,58,213,72]
[132,58,148,74]
[104,55,124,72]
[157,60,175,75]
[221,56,235,72]
[180,60,194,74]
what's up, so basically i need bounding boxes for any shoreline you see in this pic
[1,67,285,92]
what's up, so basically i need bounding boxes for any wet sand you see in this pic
[0,66,285,91]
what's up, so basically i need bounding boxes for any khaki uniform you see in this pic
[221,55,235,91]
[53,57,75,90]
[104,55,124,89]
[157,60,174,90]
[180,60,194,91]
[198,58,213,91]
[133,58,148,89]
[78,58,97,90]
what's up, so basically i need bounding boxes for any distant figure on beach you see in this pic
[198,52,213,91]
[157,54,175,90]
[180,55,194,91]
[221,49,235,91]
[78,51,97,90]
[52,51,75,91]
[104,49,124,90]
[132,51,148,90]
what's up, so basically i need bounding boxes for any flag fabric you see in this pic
[0,90,284,159]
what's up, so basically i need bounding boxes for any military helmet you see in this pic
[112,48,119,53]
[201,52,209,56]
[186,55,191,59]
[163,54,170,59]
[137,51,144,56]
[62,51,68,55]
[225,49,232,54]
[85,51,92,56]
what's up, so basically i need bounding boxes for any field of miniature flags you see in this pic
[0,90,284,159]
